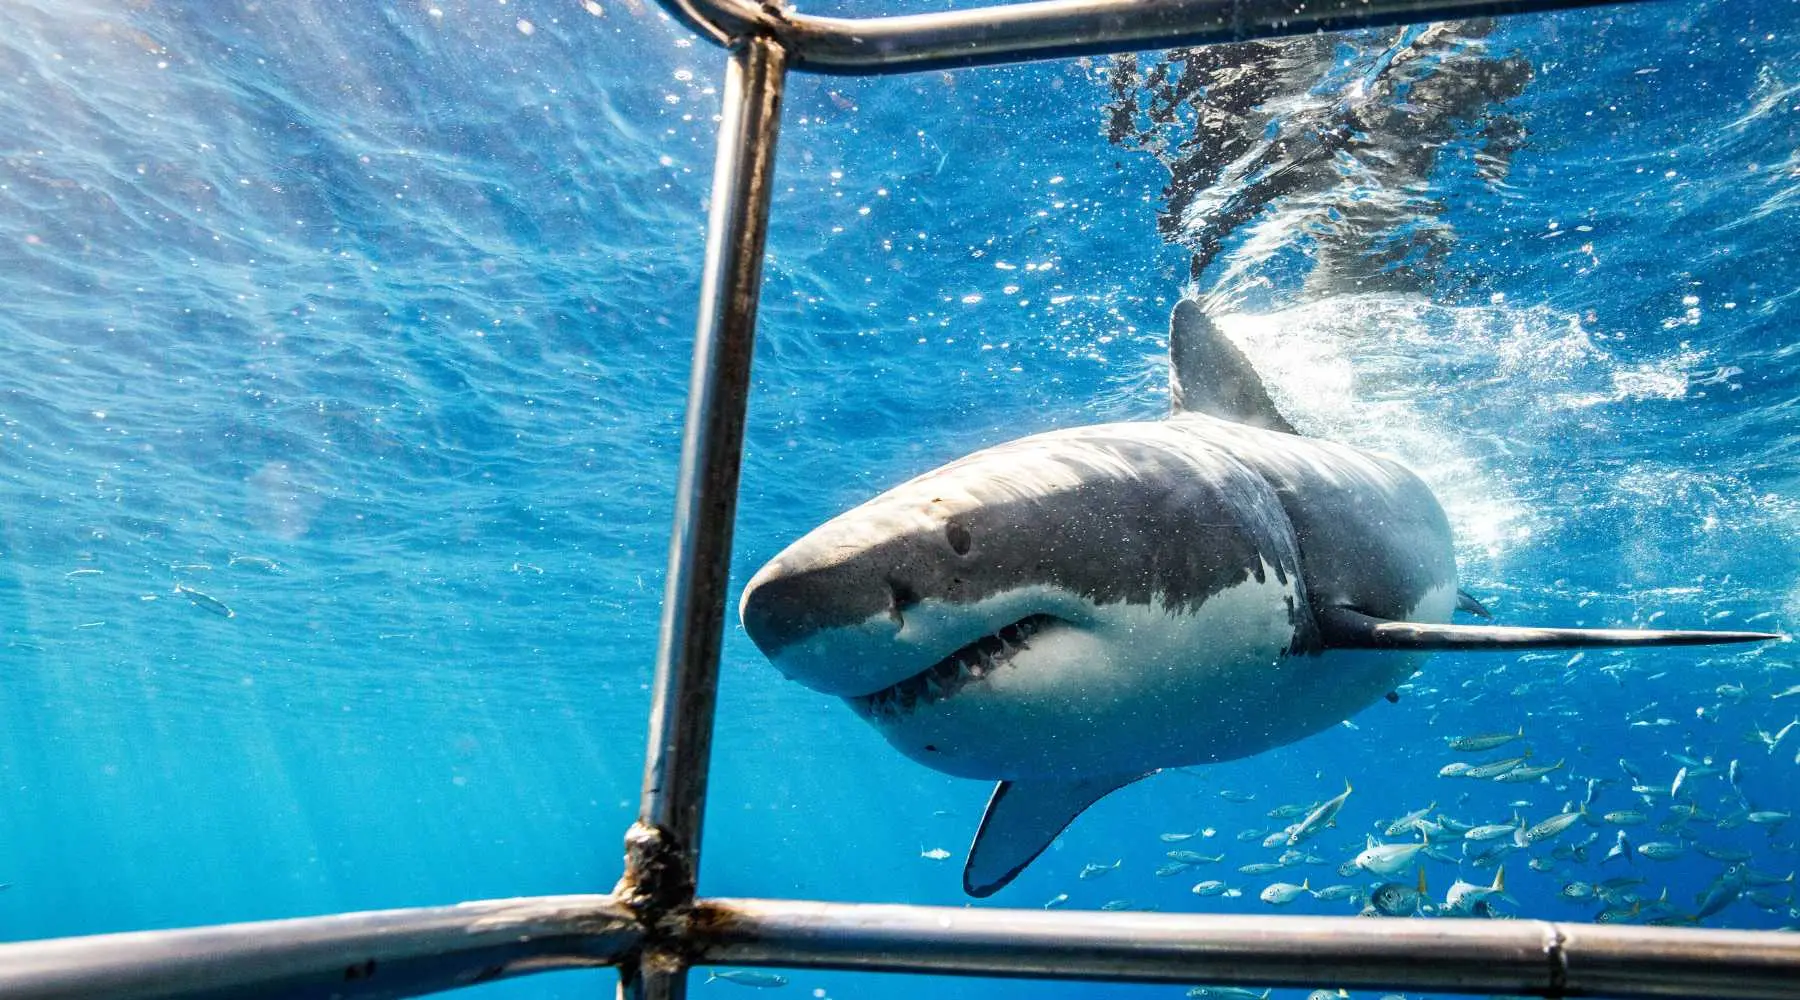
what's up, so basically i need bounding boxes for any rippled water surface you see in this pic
[0,1,1795,998]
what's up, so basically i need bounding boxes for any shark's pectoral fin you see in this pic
[1167,299,1297,434]
[1455,589,1492,618]
[1318,607,1781,651]
[964,773,1150,898]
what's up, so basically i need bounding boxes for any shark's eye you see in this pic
[945,520,973,556]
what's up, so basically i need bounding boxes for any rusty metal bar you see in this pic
[630,32,789,899]
[621,32,791,1000]
[686,898,1800,999]
[0,895,639,1000]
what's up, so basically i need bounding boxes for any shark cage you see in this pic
[1,0,1797,998]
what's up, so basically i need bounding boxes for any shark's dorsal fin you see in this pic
[1317,607,1781,651]
[1168,299,1297,434]
[964,773,1148,898]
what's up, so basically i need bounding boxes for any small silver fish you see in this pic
[173,584,234,619]
[1446,726,1525,753]
[1287,780,1353,846]
[1561,881,1595,900]
[1078,860,1122,879]
[1463,754,1531,780]
[1444,867,1507,913]
[1384,803,1436,837]
[706,970,789,988]
[1463,817,1522,842]
[228,554,281,571]
[1696,869,1745,920]
[1603,831,1635,866]
[1745,889,1794,911]
[1743,869,1795,887]
[1524,809,1585,844]
[1638,841,1685,861]
[1259,879,1313,905]
[1495,758,1564,783]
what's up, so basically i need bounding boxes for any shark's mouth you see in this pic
[851,614,1060,720]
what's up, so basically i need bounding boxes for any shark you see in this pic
[737,299,1778,897]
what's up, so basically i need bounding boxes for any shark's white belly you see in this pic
[854,576,1454,781]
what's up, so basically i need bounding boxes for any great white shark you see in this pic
[737,300,1778,897]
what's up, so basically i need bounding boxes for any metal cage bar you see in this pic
[689,898,1800,1000]
[661,0,1659,75]
[628,30,788,902]
[0,896,640,1000]
[4,1,1800,1000]
[620,31,790,1000]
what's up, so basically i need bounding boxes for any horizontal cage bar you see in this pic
[6,894,1800,999]
[655,0,1658,75]
[688,898,1800,1000]
[0,895,639,1000]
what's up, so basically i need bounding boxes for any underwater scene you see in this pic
[0,1,1796,998]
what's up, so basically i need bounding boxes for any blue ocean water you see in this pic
[0,1,1795,999]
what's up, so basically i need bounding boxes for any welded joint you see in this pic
[1544,923,1570,998]
[756,1,791,29]
[612,823,706,988]
[617,822,697,918]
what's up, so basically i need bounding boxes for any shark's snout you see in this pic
[740,558,911,653]
[739,548,928,697]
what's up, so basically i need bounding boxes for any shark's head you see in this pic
[739,422,1311,781]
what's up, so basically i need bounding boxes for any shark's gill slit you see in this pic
[886,578,919,624]
[854,614,1060,718]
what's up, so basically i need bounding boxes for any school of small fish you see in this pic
[967,663,1800,952]
[45,556,283,630]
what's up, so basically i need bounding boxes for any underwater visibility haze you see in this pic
[0,1,1797,999]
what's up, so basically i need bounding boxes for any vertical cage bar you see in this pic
[636,29,788,880]
[623,33,789,1000]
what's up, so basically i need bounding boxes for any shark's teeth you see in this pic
[851,614,1058,720]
